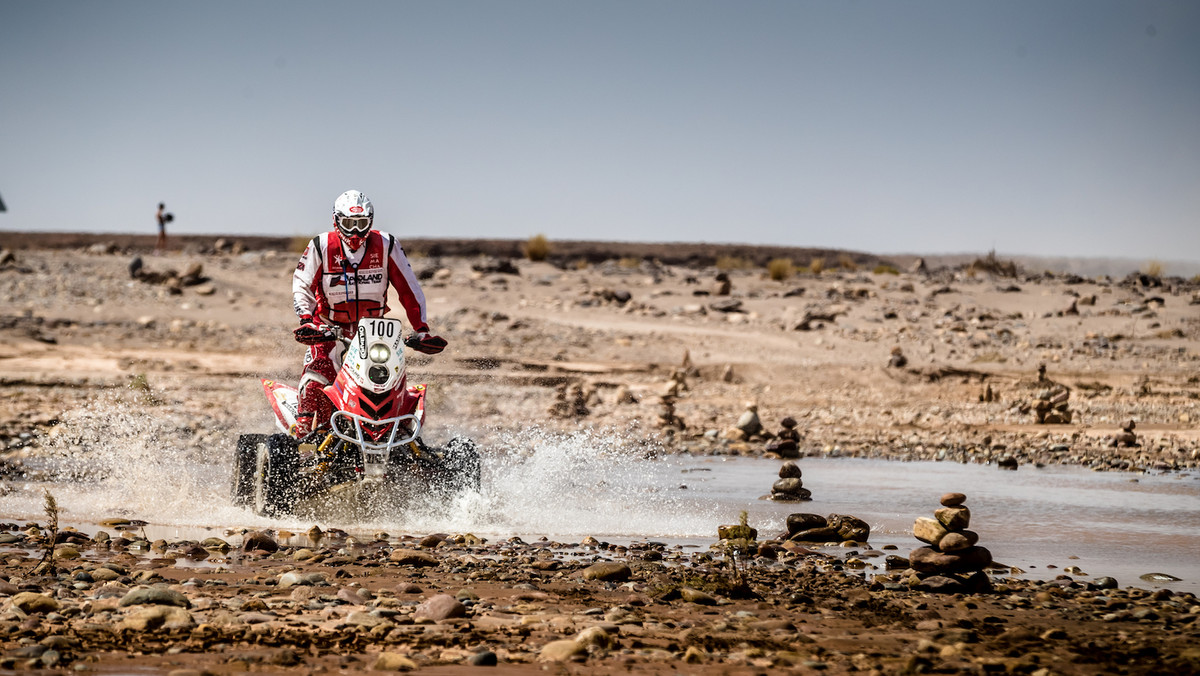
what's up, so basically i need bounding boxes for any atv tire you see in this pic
[438,436,481,492]
[253,434,299,517]
[231,434,269,506]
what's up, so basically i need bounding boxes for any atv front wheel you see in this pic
[253,434,299,517]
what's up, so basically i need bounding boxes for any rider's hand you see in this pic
[405,329,447,355]
[294,316,334,345]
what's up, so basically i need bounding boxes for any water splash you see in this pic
[2,401,722,540]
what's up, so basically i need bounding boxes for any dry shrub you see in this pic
[969,250,1018,277]
[837,254,858,271]
[809,257,825,275]
[524,234,551,262]
[573,258,590,270]
[766,258,794,281]
[618,257,643,269]
[1143,260,1164,277]
[873,264,900,275]
[716,256,752,271]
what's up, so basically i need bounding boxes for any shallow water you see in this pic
[3,426,1197,593]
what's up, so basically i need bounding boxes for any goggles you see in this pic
[338,215,371,235]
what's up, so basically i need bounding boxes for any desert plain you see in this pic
[0,233,1198,674]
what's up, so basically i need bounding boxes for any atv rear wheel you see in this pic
[253,434,299,517]
[231,434,268,506]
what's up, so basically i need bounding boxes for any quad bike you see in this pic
[231,317,480,517]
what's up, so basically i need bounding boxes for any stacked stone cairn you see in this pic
[765,417,801,458]
[769,461,810,501]
[1033,383,1072,424]
[1111,419,1139,447]
[906,492,993,593]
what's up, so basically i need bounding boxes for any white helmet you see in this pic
[332,190,374,250]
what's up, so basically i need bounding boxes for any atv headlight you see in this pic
[368,343,391,363]
[368,364,390,385]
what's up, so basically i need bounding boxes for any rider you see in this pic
[291,189,447,438]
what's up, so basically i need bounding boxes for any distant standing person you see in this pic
[154,202,168,254]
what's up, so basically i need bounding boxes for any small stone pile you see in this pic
[656,396,685,430]
[724,403,762,441]
[781,513,869,543]
[1112,419,1139,447]
[887,346,907,368]
[769,461,810,501]
[906,492,993,593]
[1034,383,1072,423]
[765,416,800,458]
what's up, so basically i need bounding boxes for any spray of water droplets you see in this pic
[1,396,725,541]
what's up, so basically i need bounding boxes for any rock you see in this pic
[786,513,827,535]
[574,625,615,649]
[735,405,763,437]
[1092,576,1119,589]
[939,532,971,551]
[414,594,466,621]
[828,514,871,542]
[912,517,949,547]
[766,439,800,457]
[119,587,192,608]
[372,652,418,671]
[119,606,195,631]
[909,546,993,574]
[935,506,970,530]
[778,461,802,479]
[389,548,439,566]
[467,650,498,666]
[582,561,631,582]
[242,531,278,552]
[680,588,717,605]
[939,492,966,507]
[538,639,586,662]
[769,487,812,502]
[790,526,842,542]
[10,592,59,614]
[772,477,804,494]
[917,575,965,594]
[278,571,326,588]
[1139,572,1182,582]
[717,524,757,541]
[997,456,1019,470]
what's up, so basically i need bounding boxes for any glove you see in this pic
[404,330,447,355]
[294,316,335,345]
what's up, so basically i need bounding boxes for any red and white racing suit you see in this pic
[292,229,429,430]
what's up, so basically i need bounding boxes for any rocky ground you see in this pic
[0,237,1198,672]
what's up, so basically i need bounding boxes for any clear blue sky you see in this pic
[2,1,1197,260]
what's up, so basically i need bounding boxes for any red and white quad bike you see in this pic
[231,317,480,517]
